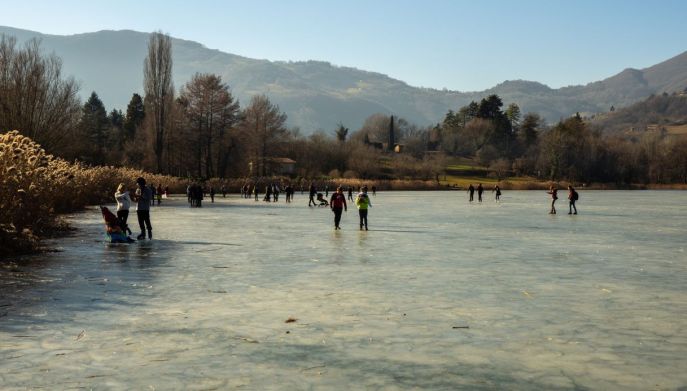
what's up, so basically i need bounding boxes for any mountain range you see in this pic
[1,26,686,134]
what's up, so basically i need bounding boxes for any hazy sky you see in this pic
[1,0,685,91]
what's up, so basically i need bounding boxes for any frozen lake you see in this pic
[1,190,686,389]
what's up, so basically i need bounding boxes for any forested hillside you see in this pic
[590,92,687,134]
[1,26,686,133]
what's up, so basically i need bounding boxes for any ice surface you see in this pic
[1,191,686,389]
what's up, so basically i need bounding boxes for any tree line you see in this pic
[432,94,687,184]
[1,32,685,184]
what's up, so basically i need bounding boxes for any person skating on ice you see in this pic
[355,186,372,231]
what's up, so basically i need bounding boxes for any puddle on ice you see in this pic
[1,191,686,389]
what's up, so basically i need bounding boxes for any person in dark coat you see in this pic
[134,177,153,239]
[568,185,578,215]
[308,183,317,207]
[493,185,502,202]
[264,184,272,202]
[330,187,348,230]
[547,185,558,214]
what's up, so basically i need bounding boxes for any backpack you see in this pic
[573,190,579,201]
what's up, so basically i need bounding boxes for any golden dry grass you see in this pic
[0,130,185,254]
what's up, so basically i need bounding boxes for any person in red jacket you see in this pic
[330,186,348,230]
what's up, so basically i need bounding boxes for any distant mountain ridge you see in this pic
[1,26,686,133]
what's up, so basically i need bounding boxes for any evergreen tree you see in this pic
[123,93,145,141]
[477,95,503,119]
[442,110,458,129]
[335,123,349,142]
[109,109,124,130]
[79,92,109,164]
[107,109,125,156]
[451,102,480,128]
[518,113,541,149]
[505,103,521,131]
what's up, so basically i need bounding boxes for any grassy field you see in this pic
[439,156,550,189]
[665,124,687,136]
[440,174,545,189]
[445,156,489,172]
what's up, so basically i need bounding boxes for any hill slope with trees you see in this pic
[1,26,686,133]
[589,92,687,135]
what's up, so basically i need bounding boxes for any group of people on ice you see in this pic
[237,182,296,203]
[238,180,374,230]
[327,185,372,230]
[105,177,155,243]
[546,184,579,215]
[465,182,578,215]
[103,175,580,243]
[466,183,501,203]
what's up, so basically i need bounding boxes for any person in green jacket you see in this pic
[355,186,372,231]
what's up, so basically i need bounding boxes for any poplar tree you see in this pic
[143,31,174,173]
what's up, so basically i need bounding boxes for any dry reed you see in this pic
[0,130,185,255]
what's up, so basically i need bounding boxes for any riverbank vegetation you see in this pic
[0,130,184,255]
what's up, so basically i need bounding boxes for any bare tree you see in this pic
[240,95,287,176]
[489,158,511,181]
[179,73,240,178]
[143,31,174,173]
[352,113,389,144]
[464,118,495,154]
[668,138,687,183]
[160,98,192,176]
[0,36,81,155]
[401,126,430,159]
[346,142,383,179]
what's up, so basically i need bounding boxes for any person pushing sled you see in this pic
[100,206,135,243]
[316,193,329,206]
